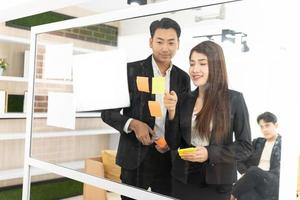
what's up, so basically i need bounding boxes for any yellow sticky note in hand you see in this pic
[148,101,162,117]
[178,147,196,156]
[136,76,149,93]
[152,76,165,94]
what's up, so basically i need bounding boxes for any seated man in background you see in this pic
[231,111,281,200]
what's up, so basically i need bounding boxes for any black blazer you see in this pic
[238,135,281,177]
[165,89,252,185]
[101,55,190,170]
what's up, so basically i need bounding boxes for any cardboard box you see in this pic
[101,150,121,183]
[83,157,107,200]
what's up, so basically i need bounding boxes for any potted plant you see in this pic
[0,58,9,75]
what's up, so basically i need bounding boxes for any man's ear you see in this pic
[177,39,180,50]
[275,122,279,128]
[149,38,153,48]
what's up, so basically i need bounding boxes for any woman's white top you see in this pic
[191,112,210,147]
[258,140,276,171]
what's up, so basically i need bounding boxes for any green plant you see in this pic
[0,58,9,70]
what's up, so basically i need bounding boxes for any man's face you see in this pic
[149,28,179,65]
[258,119,278,141]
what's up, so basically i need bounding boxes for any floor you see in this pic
[62,192,121,200]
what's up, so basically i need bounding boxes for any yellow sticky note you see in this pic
[148,101,162,117]
[152,76,165,94]
[155,137,167,148]
[136,76,149,93]
[178,147,196,156]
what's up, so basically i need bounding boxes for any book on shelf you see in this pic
[23,50,30,78]
[0,90,6,114]
[23,91,27,113]
[7,94,25,112]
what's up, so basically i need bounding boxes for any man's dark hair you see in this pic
[150,17,181,38]
[257,111,277,124]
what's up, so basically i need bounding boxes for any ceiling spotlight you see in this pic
[206,35,214,41]
[127,0,147,5]
[222,29,235,43]
[241,41,250,52]
[193,29,250,52]
[241,36,250,52]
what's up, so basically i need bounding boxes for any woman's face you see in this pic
[189,51,209,87]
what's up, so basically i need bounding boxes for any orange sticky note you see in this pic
[148,101,162,117]
[136,76,149,93]
[155,137,167,148]
[152,76,165,94]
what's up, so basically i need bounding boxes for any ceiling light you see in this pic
[127,0,147,5]
[222,29,236,43]
[193,29,250,52]
[241,36,250,52]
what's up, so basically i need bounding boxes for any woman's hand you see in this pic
[179,146,208,163]
[164,90,177,120]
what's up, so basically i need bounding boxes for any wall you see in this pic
[0,21,120,187]
[51,24,118,46]
[0,42,28,77]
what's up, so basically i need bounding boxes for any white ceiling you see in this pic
[76,0,130,13]
[57,0,168,17]
[0,0,168,22]
[0,0,90,22]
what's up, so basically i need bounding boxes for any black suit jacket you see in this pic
[101,55,190,170]
[165,89,252,185]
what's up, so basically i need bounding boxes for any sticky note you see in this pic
[136,76,149,93]
[155,137,167,148]
[73,49,129,111]
[44,44,73,80]
[152,76,165,94]
[47,92,76,130]
[148,101,162,117]
[178,147,196,156]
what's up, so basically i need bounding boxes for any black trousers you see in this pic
[120,145,172,200]
[172,170,231,200]
[232,166,278,200]
[172,178,231,200]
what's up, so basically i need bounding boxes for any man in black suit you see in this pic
[231,112,281,200]
[101,18,190,199]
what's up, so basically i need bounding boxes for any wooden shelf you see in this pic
[0,34,99,53]
[0,76,27,82]
[0,34,29,45]
[0,76,73,85]
[36,78,73,85]
[0,112,101,119]
[0,113,27,119]
[0,127,118,141]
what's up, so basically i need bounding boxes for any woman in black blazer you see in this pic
[163,41,252,200]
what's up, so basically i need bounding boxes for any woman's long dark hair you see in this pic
[189,41,230,144]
